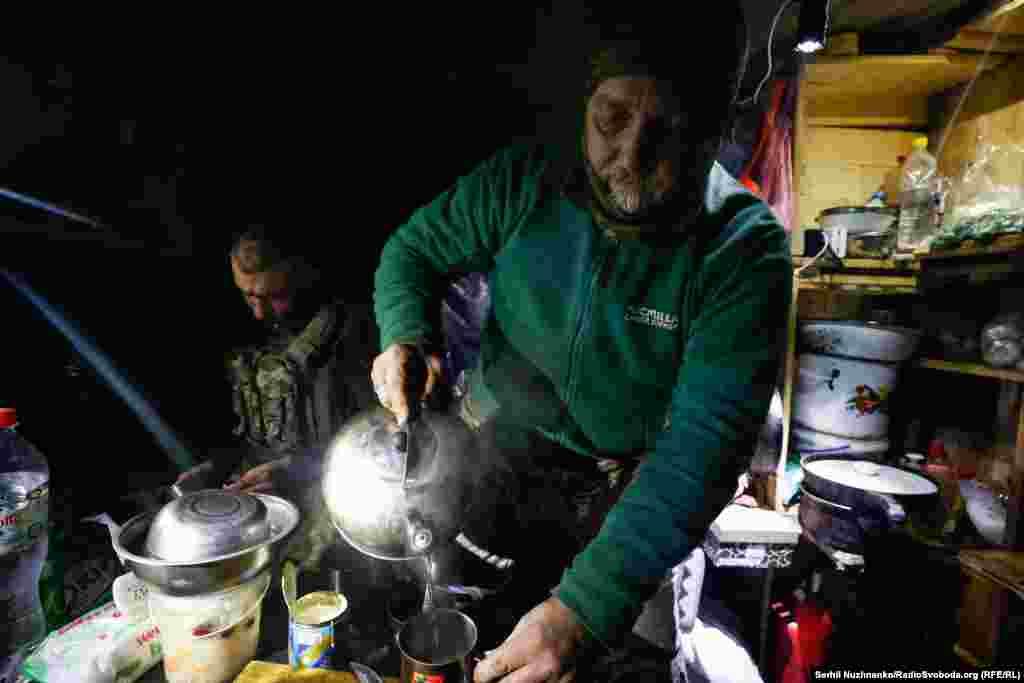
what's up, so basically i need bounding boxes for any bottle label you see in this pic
[0,483,49,554]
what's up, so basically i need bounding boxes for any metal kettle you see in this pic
[321,404,478,561]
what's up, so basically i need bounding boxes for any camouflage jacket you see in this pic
[226,301,378,463]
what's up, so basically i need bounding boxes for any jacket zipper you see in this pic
[598,236,617,288]
[565,242,611,402]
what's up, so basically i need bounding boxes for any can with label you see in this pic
[288,591,348,670]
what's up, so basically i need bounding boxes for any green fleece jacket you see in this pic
[374,143,792,646]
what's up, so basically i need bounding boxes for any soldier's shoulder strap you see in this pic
[284,302,344,370]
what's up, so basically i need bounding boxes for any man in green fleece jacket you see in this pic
[371,5,792,681]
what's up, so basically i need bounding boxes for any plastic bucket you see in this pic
[147,570,270,683]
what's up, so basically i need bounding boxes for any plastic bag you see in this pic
[981,312,1024,369]
[933,138,1024,249]
[440,273,491,398]
[20,602,162,683]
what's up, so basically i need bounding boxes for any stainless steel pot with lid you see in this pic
[818,206,898,235]
[321,405,478,561]
[112,490,300,595]
[798,455,942,562]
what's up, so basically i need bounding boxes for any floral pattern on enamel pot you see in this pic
[794,352,898,440]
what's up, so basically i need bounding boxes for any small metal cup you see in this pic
[396,609,478,683]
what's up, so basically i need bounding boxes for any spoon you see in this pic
[350,661,384,683]
[281,560,298,616]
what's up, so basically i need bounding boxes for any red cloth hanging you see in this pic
[739,78,797,232]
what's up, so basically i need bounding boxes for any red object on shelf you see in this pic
[928,438,947,464]
[0,408,16,429]
[796,602,832,672]
[775,599,833,683]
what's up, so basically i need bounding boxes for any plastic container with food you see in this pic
[147,571,270,683]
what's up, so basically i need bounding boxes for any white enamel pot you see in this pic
[799,321,922,364]
[793,352,899,440]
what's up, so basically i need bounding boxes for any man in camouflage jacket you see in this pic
[176,226,379,571]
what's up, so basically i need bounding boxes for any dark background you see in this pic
[0,3,991,516]
[0,6,592,515]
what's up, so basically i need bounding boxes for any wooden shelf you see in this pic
[804,54,1010,129]
[922,234,1024,261]
[916,358,1024,382]
[794,259,919,293]
[792,256,920,271]
[805,54,1010,102]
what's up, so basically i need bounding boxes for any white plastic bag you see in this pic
[20,602,161,683]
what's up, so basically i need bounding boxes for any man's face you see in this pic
[585,76,718,219]
[230,254,295,324]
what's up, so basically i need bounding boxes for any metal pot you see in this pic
[794,352,899,439]
[792,426,889,459]
[798,455,939,558]
[321,405,478,561]
[799,321,922,364]
[112,493,300,596]
[819,207,898,236]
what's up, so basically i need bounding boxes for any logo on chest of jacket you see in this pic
[625,305,679,331]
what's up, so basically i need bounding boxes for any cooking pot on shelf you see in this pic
[792,425,889,460]
[798,454,941,561]
[819,207,898,236]
[794,352,899,440]
[799,321,922,364]
[818,207,898,259]
[321,405,478,561]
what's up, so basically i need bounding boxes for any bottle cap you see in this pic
[0,408,17,429]
[913,137,928,149]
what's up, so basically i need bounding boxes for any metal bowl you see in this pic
[799,321,922,363]
[146,490,271,562]
[819,206,897,235]
[113,493,300,596]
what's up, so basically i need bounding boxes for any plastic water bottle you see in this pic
[0,407,50,683]
[896,137,938,253]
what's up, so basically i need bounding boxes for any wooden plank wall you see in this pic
[930,56,1024,185]
[794,126,918,253]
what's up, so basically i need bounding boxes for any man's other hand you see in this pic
[473,597,592,683]
[223,460,288,495]
[371,343,443,424]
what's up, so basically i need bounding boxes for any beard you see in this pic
[586,139,721,226]
[608,173,674,216]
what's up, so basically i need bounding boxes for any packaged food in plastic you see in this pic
[20,601,161,683]
[932,138,1024,250]
[981,313,1024,368]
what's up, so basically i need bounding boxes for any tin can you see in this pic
[288,591,348,670]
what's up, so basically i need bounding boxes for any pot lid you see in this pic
[145,490,273,562]
[804,459,937,495]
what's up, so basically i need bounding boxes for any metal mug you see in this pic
[396,608,478,683]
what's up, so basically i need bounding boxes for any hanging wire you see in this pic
[935,10,1010,163]
[738,0,797,106]
[795,230,831,278]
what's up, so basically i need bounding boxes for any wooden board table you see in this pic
[235,661,400,683]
